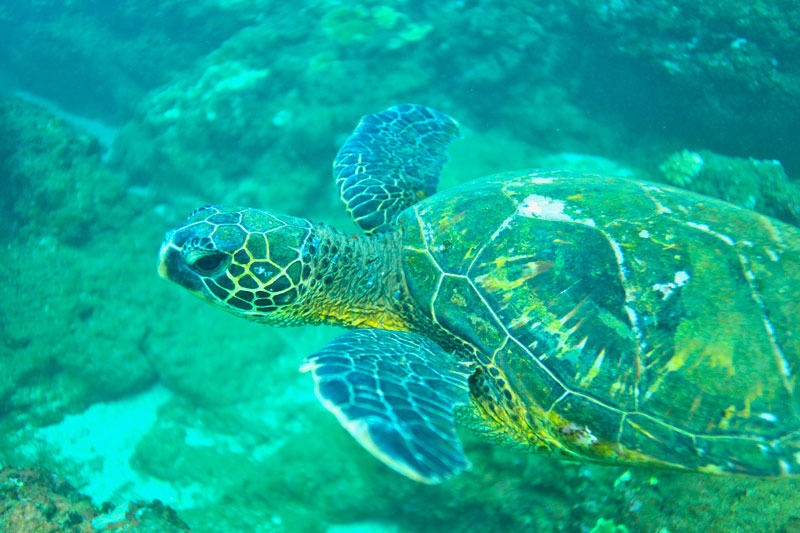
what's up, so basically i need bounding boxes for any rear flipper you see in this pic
[301,328,474,483]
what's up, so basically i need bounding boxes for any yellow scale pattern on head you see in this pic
[199,214,305,318]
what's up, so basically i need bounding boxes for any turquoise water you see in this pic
[1,1,799,532]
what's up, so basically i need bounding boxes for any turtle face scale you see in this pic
[159,205,312,324]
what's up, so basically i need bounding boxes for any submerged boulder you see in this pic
[659,149,800,226]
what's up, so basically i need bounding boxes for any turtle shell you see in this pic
[396,169,800,476]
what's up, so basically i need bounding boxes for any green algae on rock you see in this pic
[0,466,190,532]
[659,149,800,226]
[0,97,133,246]
[321,4,432,50]
[0,98,157,435]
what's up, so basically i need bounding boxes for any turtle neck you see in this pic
[291,223,414,331]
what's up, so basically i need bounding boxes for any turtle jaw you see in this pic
[157,240,172,280]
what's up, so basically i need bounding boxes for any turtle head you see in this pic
[158,205,312,325]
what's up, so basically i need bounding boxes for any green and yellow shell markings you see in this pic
[196,213,306,316]
[635,182,674,215]
[674,215,795,397]
[473,258,553,294]
[736,253,794,395]
[577,348,607,388]
[588,228,646,410]
[422,174,800,471]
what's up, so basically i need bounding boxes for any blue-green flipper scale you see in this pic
[302,328,473,484]
[333,104,460,234]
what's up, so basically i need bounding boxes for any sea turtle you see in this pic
[158,104,800,483]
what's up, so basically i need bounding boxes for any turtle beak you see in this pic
[158,240,175,280]
[158,236,206,295]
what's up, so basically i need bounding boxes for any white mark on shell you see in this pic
[758,412,778,423]
[607,237,625,267]
[687,221,710,231]
[422,222,435,243]
[516,194,596,227]
[717,234,735,246]
[652,271,690,300]
[652,283,674,299]
[763,315,791,378]
[686,221,735,246]
[674,271,690,286]
[625,305,639,328]
[517,194,571,220]
[766,248,780,262]
[491,216,514,241]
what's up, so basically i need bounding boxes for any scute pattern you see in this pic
[173,206,310,317]
[399,169,800,474]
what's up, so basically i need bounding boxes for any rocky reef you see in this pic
[658,149,800,226]
[0,0,272,121]
[570,0,800,173]
[0,98,132,245]
[2,1,800,532]
[3,1,796,178]
[0,466,189,532]
[0,98,155,436]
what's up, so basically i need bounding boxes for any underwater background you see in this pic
[1,1,799,531]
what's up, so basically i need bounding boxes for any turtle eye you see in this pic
[187,251,228,275]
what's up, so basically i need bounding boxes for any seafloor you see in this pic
[1,1,799,532]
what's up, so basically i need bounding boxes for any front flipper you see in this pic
[333,104,460,235]
[300,328,473,484]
